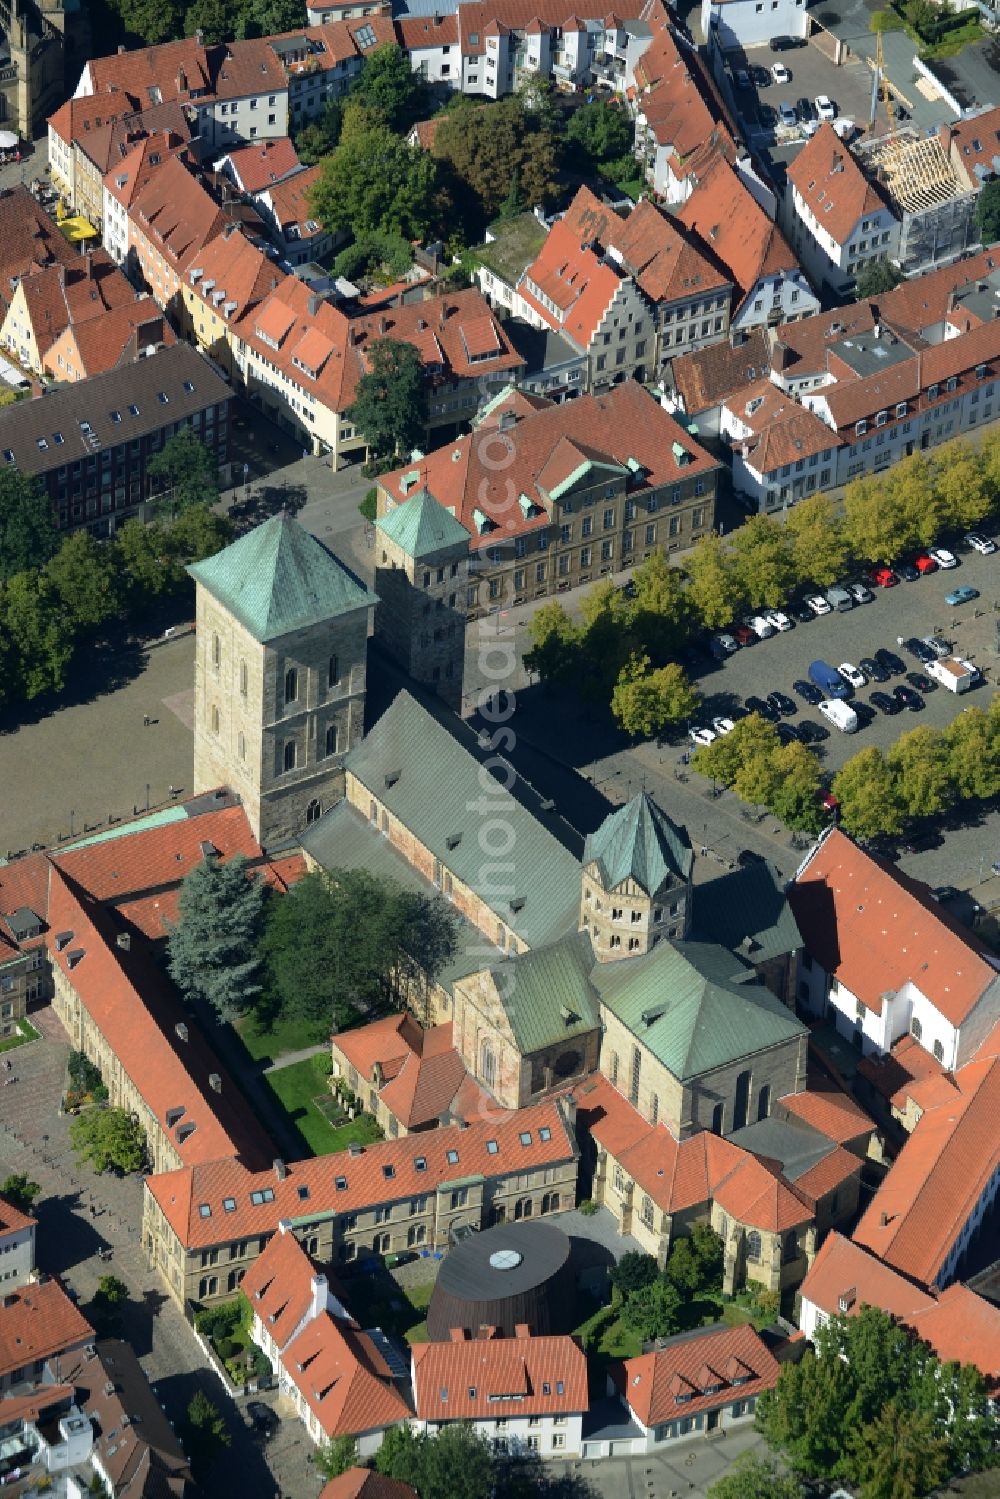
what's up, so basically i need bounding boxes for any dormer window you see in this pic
[854,419,867,437]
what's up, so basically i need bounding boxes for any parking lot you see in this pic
[684,541,1000,776]
[726,37,876,148]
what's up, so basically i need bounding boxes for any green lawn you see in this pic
[342,1273,435,1345]
[0,1019,40,1056]
[264,1054,383,1157]
[615,176,645,202]
[574,1287,771,1361]
[235,1012,329,1065]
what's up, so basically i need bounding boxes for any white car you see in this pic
[806,594,832,616]
[838,662,866,689]
[771,62,790,85]
[965,532,996,555]
[745,614,775,639]
[689,726,717,747]
[801,119,820,138]
[765,610,794,632]
[929,547,958,569]
[848,582,873,604]
[711,716,736,736]
[815,95,836,121]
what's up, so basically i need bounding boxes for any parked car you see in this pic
[945,585,980,606]
[870,690,901,715]
[689,726,717,746]
[848,581,874,604]
[711,716,736,736]
[870,566,898,588]
[874,647,905,675]
[805,593,832,615]
[751,65,771,87]
[771,34,804,49]
[776,722,800,745]
[896,561,920,582]
[815,94,836,120]
[893,684,924,711]
[965,532,996,555]
[745,695,780,722]
[793,678,824,705]
[838,662,866,689]
[767,690,797,716]
[818,699,859,732]
[765,609,794,631]
[930,547,958,568]
[905,671,936,693]
[771,62,791,85]
[792,598,817,623]
[735,68,751,88]
[247,1402,278,1439]
[922,635,951,659]
[859,656,889,683]
[745,614,775,639]
[733,624,757,646]
[913,553,938,574]
[797,719,829,743]
[778,102,798,128]
[796,96,816,120]
[710,632,739,658]
[902,636,935,664]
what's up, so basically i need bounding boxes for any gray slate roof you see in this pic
[584,793,692,895]
[343,691,583,950]
[591,939,805,1082]
[691,862,802,964]
[188,513,377,643]
[488,930,600,1055]
[727,1116,835,1183]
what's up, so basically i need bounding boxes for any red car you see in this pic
[913,553,938,574]
[870,565,899,588]
[732,624,756,646]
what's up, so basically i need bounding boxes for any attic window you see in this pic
[556,1380,564,1394]
[298,1185,310,1200]
[486,1140,498,1154]
[223,1198,236,1213]
[542,1382,550,1395]
[415,1157,427,1172]
[250,1187,275,1205]
[539,1126,551,1142]
[183,380,195,393]
[383,1164,395,1180]
[519,1132,532,1146]
[111,411,122,423]
[198,1204,212,1218]
[2,450,12,465]
[53,432,63,445]
[36,438,47,452]
[385,771,401,790]
[157,392,169,405]
[129,403,140,416]
[446,1149,459,1165]
[335,1176,348,1190]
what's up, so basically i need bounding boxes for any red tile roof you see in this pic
[15,250,137,356]
[908,1284,1000,1389]
[678,158,801,307]
[855,1032,955,1115]
[723,378,840,476]
[778,1075,874,1146]
[224,139,301,194]
[146,1097,577,1250]
[281,1312,410,1439]
[411,1329,588,1421]
[83,37,212,108]
[0,1280,92,1381]
[634,23,736,169]
[334,1015,483,1130]
[621,1323,780,1427]
[44,301,175,382]
[0,1194,36,1238]
[789,828,999,1027]
[320,1473,417,1499]
[378,380,719,552]
[212,39,286,102]
[853,1053,1000,1287]
[787,125,893,246]
[0,188,78,314]
[944,107,1000,188]
[520,216,621,351]
[260,165,324,241]
[128,154,227,282]
[187,226,283,325]
[0,853,50,952]
[242,1225,326,1349]
[669,329,770,417]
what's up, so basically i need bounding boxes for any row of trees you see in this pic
[691,716,829,834]
[166,859,459,1032]
[603,1232,725,1342]
[830,699,1000,841]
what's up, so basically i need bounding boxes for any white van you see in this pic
[818,699,859,733]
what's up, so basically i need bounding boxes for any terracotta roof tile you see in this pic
[45,299,175,381]
[224,139,301,194]
[128,154,227,278]
[789,829,999,1027]
[723,378,840,475]
[669,329,770,416]
[0,1194,36,1237]
[855,1032,954,1114]
[0,1281,92,1381]
[521,217,621,350]
[320,1472,418,1499]
[85,37,212,107]
[0,188,78,314]
[242,1226,326,1349]
[678,158,800,306]
[281,1313,409,1439]
[621,1324,780,1427]
[411,1330,587,1420]
[560,187,729,307]
[908,1284,1000,1389]
[787,125,894,246]
[778,1076,874,1146]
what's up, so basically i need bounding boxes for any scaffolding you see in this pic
[863,131,963,214]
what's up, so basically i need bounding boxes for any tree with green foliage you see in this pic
[310,123,442,242]
[0,470,57,584]
[611,655,700,739]
[333,231,413,284]
[832,747,906,842]
[684,533,741,629]
[46,531,121,632]
[609,1250,659,1299]
[707,1454,804,1499]
[689,1222,725,1287]
[664,1236,703,1294]
[692,712,778,788]
[625,549,689,662]
[886,726,953,821]
[576,579,634,702]
[294,99,343,166]
[96,1274,128,1307]
[854,258,904,298]
[375,1422,492,1499]
[108,0,182,46]
[167,853,267,1022]
[728,513,795,610]
[375,1425,427,1484]
[847,1400,950,1499]
[182,1390,230,1473]
[351,43,430,133]
[433,96,558,224]
[167,504,234,567]
[147,429,220,518]
[768,741,827,833]
[70,1108,147,1175]
[842,474,912,564]
[889,453,941,550]
[785,492,848,588]
[0,1173,40,1214]
[1,570,75,700]
[975,178,1000,244]
[261,868,457,1030]
[113,517,173,607]
[314,1435,359,1479]
[932,439,991,531]
[943,705,1000,801]
[565,99,634,165]
[620,1275,682,1341]
[347,337,428,472]
[524,601,580,686]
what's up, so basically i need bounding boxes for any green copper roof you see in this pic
[591,939,805,1082]
[691,862,802,965]
[375,490,470,559]
[188,513,377,644]
[489,930,600,1055]
[584,793,693,896]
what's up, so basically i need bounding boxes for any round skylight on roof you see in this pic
[489,1249,523,1271]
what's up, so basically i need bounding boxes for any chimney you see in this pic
[308,1272,328,1321]
[273,1158,287,1180]
[117,43,126,53]
[177,68,188,93]
[348,1142,364,1158]
[448,1328,468,1342]
[307,294,320,316]
[115,933,131,952]
[514,1323,531,1340]
[195,27,204,44]
[879,1211,889,1227]
[209,1073,222,1093]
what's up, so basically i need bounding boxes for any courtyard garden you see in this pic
[0,1017,40,1058]
[194,1296,272,1389]
[263,1053,383,1157]
[340,1269,435,1345]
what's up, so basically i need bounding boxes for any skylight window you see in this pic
[383,1164,395,1180]
[198,1203,211,1218]
[223,1198,236,1212]
[539,1126,551,1142]
[129,403,140,416]
[415,1157,427,1172]
[446,1149,459,1165]
[486,1140,498,1154]
[183,380,195,393]
[111,410,122,423]
[519,1132,532,1146]
[335,1176,348,1190]
[53,432,63,445]
[157,391,169,404]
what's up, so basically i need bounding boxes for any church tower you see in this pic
[581,792,693,961]
[188,513,377,849]
[373,489,470,714]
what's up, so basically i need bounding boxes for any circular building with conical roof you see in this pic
[427,1220,574,1341]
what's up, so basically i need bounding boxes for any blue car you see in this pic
[945,585,980,606]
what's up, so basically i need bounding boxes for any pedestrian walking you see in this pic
[142,714,150,727]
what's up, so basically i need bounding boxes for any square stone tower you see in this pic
[580,792,694,960]
[188,512,377,849]
[373,489,470,714]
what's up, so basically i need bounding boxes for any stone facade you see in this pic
[581,866,691,961]
[192,587,369,849]
[712,1205,818,1300]
[373,529,469,713]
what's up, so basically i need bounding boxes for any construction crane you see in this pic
[873,28,896,140]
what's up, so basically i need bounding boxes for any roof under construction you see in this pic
[860,128,966,216]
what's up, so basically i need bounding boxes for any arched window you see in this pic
[369,800,378,825]
[238,731,245,761]
[239,659,247,696]
[911,1016,923,1041]
[211,704,220,735]
[610,1051,619,1087]
[306,799,321,825]
[480,1041,496,1091]
[328,654,339,688]
[733,1070,751,1132]
[374,1232,390,1255]
[325,723,338,758]
[711,1102,724,1135]
[649,1093,659,1127]
[746,1230,762,1262]
[514,1197,533,1221]
[284,667,298,704]
[283,741,296,772]
[212,633,220,667]
[933,1039,944,1062]
[757,1084,771,1122]
[783,1230,798,1264]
